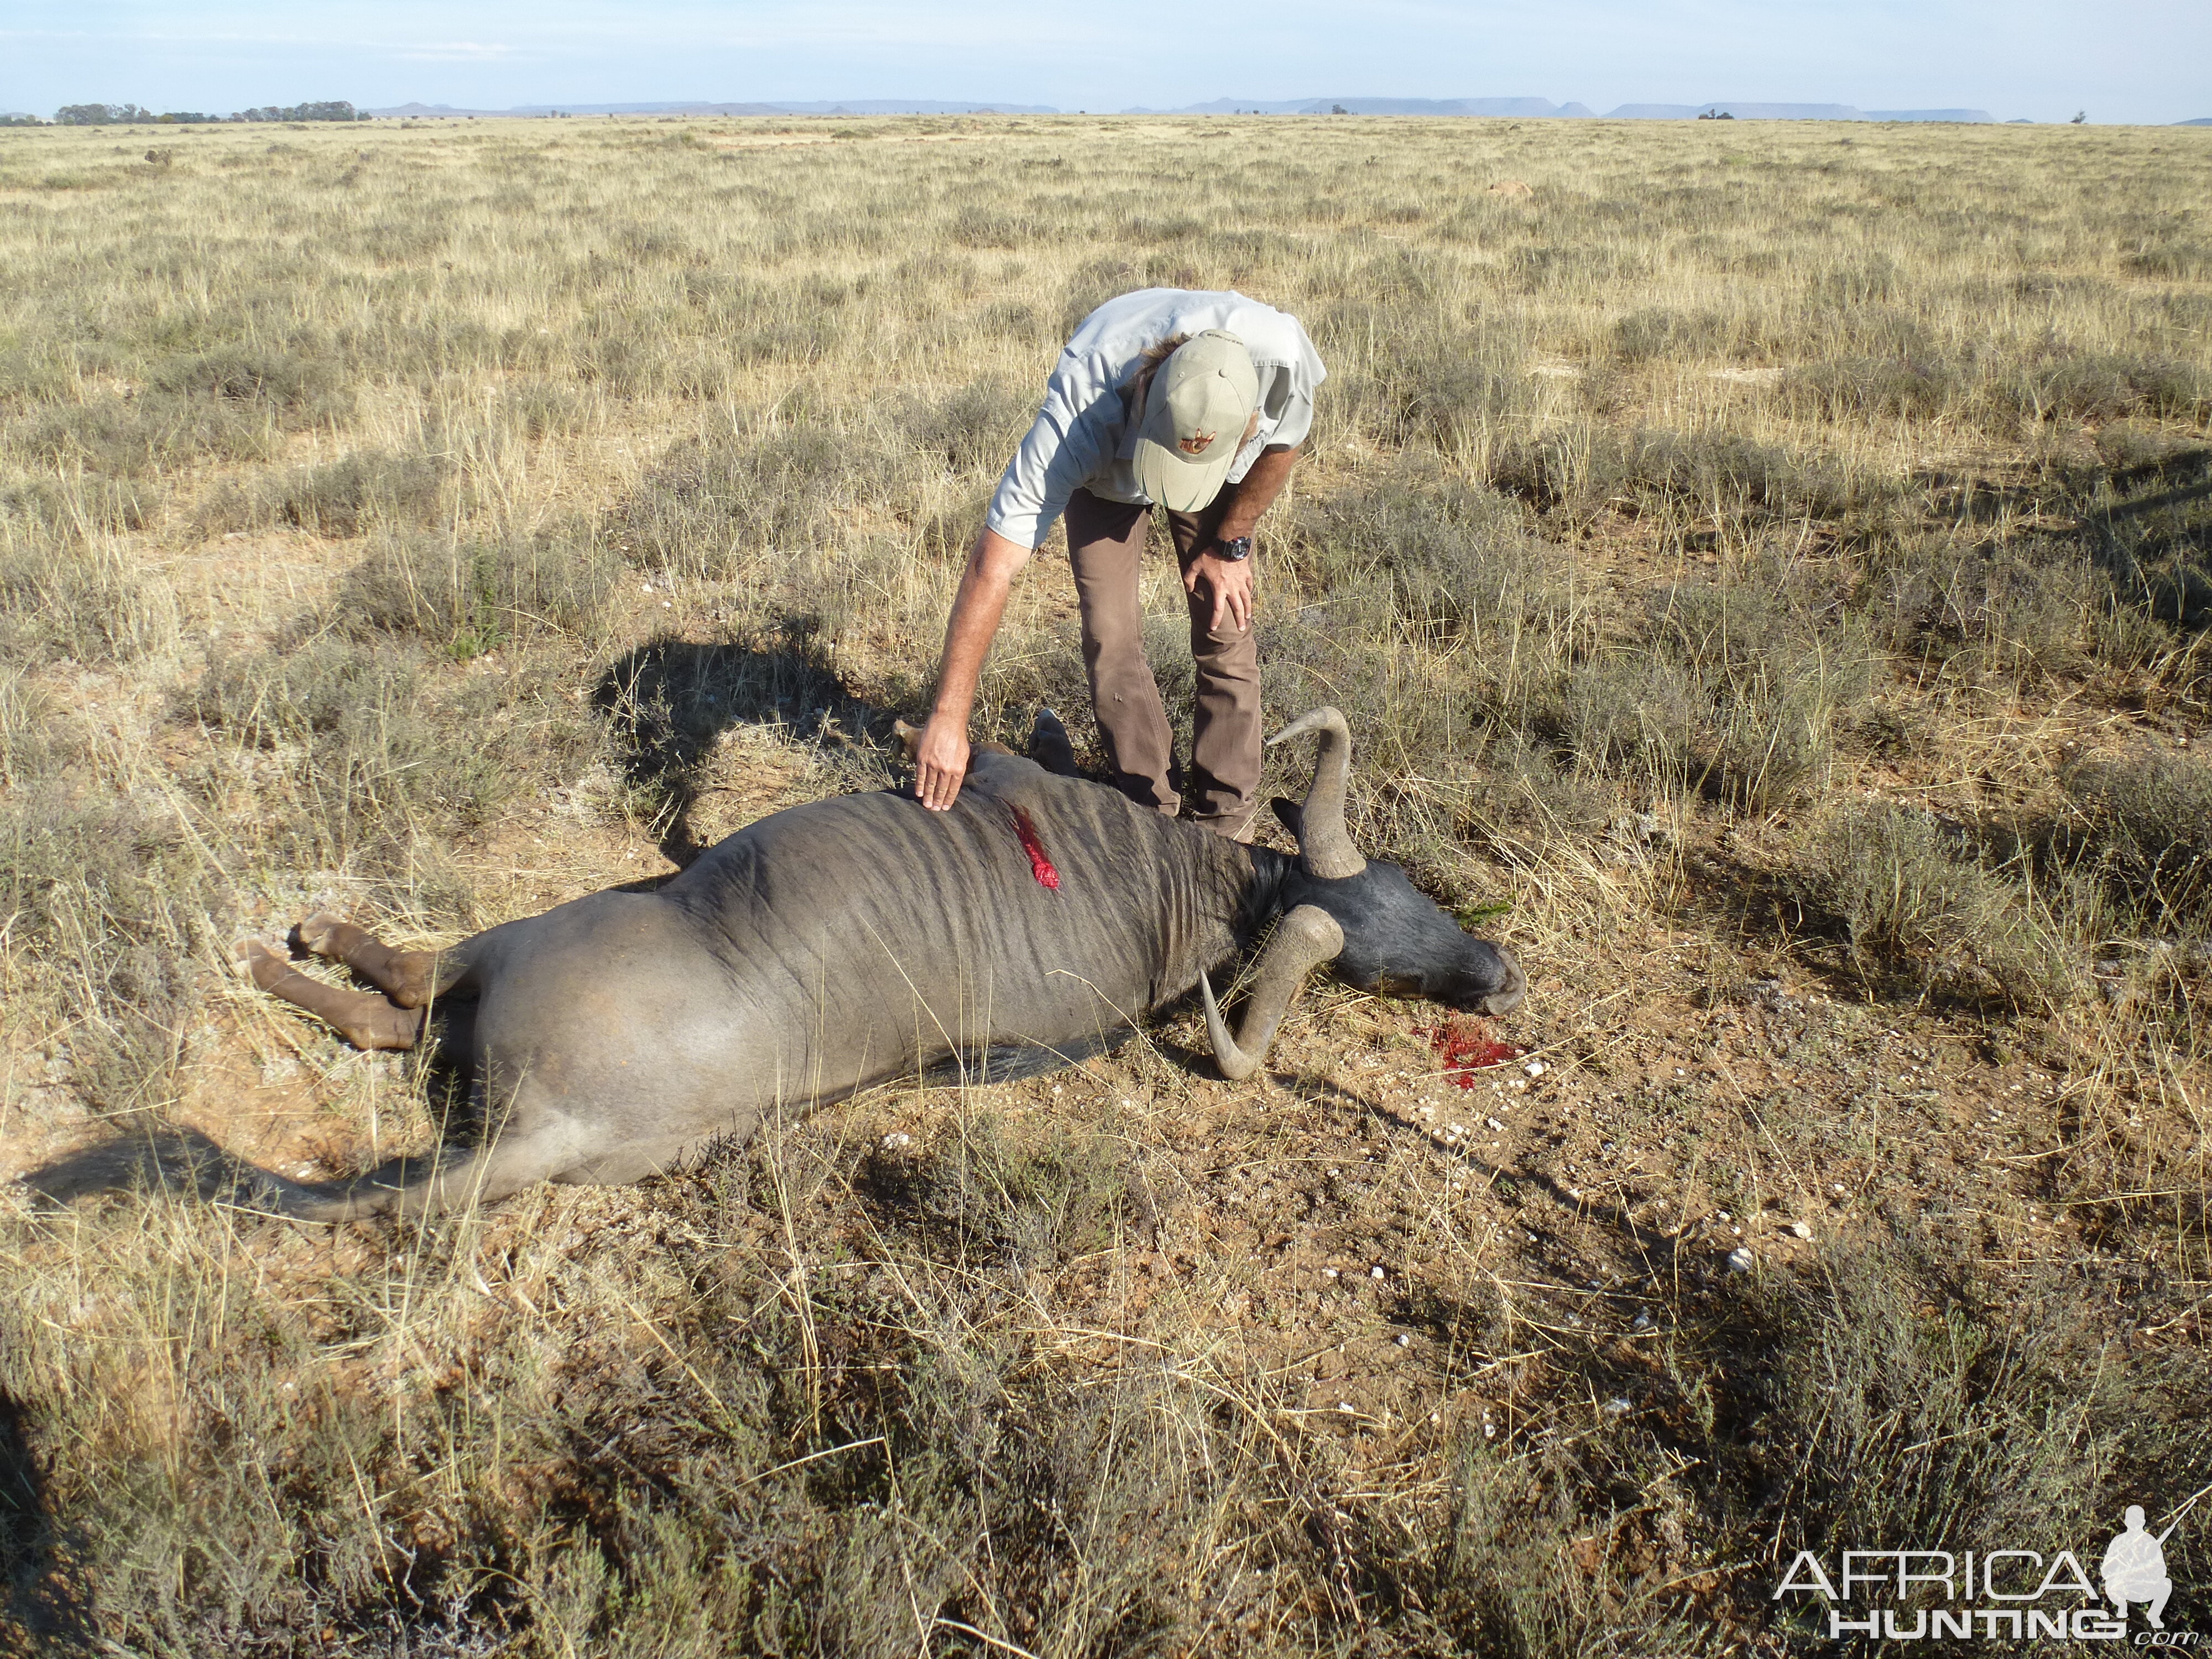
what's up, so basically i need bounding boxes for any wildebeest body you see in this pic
[266,748,1275,1214]
[82,706,1521,1222]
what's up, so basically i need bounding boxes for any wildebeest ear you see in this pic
[893,719,924,763]
[1270,796,1303,838]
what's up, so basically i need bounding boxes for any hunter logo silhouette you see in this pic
[2103,1505,2177,1628]
[1178,430,1216,454]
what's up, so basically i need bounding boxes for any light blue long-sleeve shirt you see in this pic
[985,289,1326,549]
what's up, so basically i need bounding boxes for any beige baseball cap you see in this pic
[1132,331,1260,512]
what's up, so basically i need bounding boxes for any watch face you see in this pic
[1220,536,1254,561]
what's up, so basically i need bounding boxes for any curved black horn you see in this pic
[1200,904,1345,1081]
[1267,707,1364,879]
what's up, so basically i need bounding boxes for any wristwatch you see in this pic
[1215,535,1254,562]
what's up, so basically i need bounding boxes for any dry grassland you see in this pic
[2,111,2210,1654]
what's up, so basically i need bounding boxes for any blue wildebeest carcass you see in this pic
[234,706,1525,1220]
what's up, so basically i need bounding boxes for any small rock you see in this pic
[881,1131,912,1150]
[1726,1246,1756,1274]
[1604,1397,1631,1416]
[1485,1116,1505,1131]
[1395,1333,1412,1347]
[1790,1221,1814,1240]
[1632,1311,1653,1329]
[1370,1265,1386,1280]
[1323,1267,1339,1280]
[1523,1060,1546,1078]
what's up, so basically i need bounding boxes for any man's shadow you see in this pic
[592,618,906,873]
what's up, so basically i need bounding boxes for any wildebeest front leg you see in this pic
[244,940,426,1051]
[295,914,461,1008]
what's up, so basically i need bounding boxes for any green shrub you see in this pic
[1493,424,1869,524]
[2060,747,2212,928]
[1302,453,1558,639]
[900,377,1034,476]
[264,448,450,536]
[1783,356,1960,420]
[147,346,349,422]
[611,419,920,582]
[1796,803,2078,1006]
[0,787,209,1109]
[0,540,178,664]
[337,533,620,658]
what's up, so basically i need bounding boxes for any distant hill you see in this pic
[1138,96,1593,118]
[2178,117,2212,126]
[1138,97,1991,122]
[365,99,1058,118]
[355,95,2020,125]
[1609,102,1991,121]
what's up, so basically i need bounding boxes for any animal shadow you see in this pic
[592,619,904,869]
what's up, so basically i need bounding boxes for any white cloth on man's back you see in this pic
[985,289,1326,549]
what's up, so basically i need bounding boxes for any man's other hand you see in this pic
[914,710,971,811]
[1183,549,1255,633]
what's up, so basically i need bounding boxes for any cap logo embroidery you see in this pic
[1178,431,1217,454]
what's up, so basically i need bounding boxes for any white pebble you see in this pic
[1604,1397,1631,1416]
[1396,1333,1411,1347]
[1323,1267,1339,1279]
[881,1131,912,1149]
[1790,1221,1813,1240]
[1524,1060,1546,1078]
[1370,1266,1386,1280]
[1726,1246,1755,1273]
[1485,1117,1505,1131]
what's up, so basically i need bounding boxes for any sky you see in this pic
[1,0,2207,124]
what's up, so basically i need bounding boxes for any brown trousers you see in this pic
[1064,487,1261,836]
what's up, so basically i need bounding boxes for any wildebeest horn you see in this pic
[1200,904,1345,1081]
[1267,707,1364,879]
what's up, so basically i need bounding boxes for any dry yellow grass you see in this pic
[1,113,2209,1653]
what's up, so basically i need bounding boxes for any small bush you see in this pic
[1493,424,1869,524]
[1611,307,1736,364]
[1331,308,1531,448]
[265,448,450,536]
[336,533,620,658]
[147,347,350,422]
[187,640,512,844]
[0,541,179,664]
[1783,356,1959,420]
[1994,352,2210,424]
[1796,804,2078,1006]
[900,377,1034,476]
[20,393,273,476]
[2059,747,2212,928]
[0,787,208,1109]
[612,419,920,582]
[1303,453,1558,639]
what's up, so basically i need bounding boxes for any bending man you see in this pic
[914,288,1326,839]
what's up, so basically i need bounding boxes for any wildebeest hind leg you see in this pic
[295,914,467,1007]
[245,940,425,1051]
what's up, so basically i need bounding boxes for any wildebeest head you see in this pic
[1202,707,1526,1080]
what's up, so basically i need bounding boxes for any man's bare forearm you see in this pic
[1212,445,1299,543]
[931,526,1030,722]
